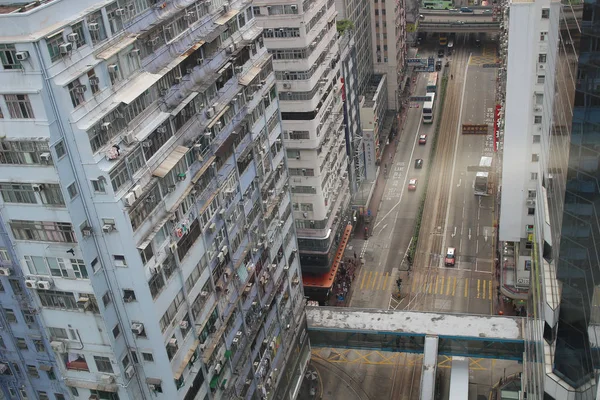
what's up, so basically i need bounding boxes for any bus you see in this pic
[422,0,454,9]
[422,92,436,123]
[439,32,448,46]
[426,72,438,93]
[474,156,492,195]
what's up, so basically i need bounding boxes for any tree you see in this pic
[336,19,355,34]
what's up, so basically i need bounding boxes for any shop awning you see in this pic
[153,146,189,178]
[191,156,216,183]
[206,106,230,129]
[64,378,118,392]
[174,339,200,380]
[96,34,138,60]
[215,9,240,25]
[146,377,162,385]
[238,66,261,86]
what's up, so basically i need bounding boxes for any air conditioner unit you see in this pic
[100,374,114,384]
[226,45,235,54]
[131,322,144,335]
[233,337,239,344]
[102,224,114,233]
[115,8,126,16]
[148,37,159,47]
[125,365,135,379]
[218,252,225,263]
[174,75,182,83]
[89,76,99,85]
[108,64,119,74]
[206,107,215,118]
[50,340,66,353]
[37,280,53,290]
[168,338,178,347]
[77,296,89,306]
[130,48,140,56]
[292,277,299,285]
[283,265,290,271]
[88,23,99,31]
[156,126,167,134]
[200,290,209,298]
[59,42,72,54]
[197,57,204,65]
[169,242,178,253]
[123,192,136,206]
[283,83,291,89]
[214,362,222,374]
[149,384,157,391]
[179,321,189,329]
[132,185,143,198]
[223,3,230,12]
[82,226,93,237]
[101,122,111,131]
[75,85,86,94]
[67,33,79,42]
[25,279,37,289]
[0,267,11,276]
[40,152,51,163]
[291,4,297,10]
[208,222,216,232]
[15,51,29,61]
[32,183,44,192]
[221,246,228,255]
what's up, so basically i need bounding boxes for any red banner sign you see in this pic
[494,104,501,152]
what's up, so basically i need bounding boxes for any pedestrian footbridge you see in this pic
[305,307,525,361]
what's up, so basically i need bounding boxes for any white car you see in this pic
[408,179,418,191]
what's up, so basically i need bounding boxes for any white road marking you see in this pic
[459,238,462,252]
[451,226,457,238]
[476,239,479,253]
[373,116,424,230]
[484,227,489,242]
[389,211,399,240]
[457,178,462,187]
[440,53,472,269]
[468,228,472,240]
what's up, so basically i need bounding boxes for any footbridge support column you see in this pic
[420,335,439,400]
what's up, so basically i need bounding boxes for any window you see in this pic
[538,54,547,63]
[10,220,76,243]
[534,115,542,124]
[528,207,535,215]
[112,324,120,339]
[540,31,547,41]
[4,308,17,323]
[16,337,28,350]
[0,183,37,204]
[94,356,114,373]
[541,8,549,18]
[0,248,8,262]
[46,32,64,62]
[532,154,539,162]
[139,245,154,265]
[149,270,165,299]
[121,354,130,369]
[92,179,106,193]
[71,22,86,48]
[55,140,66,159]
[48,258,68,277]
[27,365,39,378]
[25,256,50,275]
[67,79,86,108]
[67,183,78,199]
[535,93,543,105]
[33,340,45,352]
[123,289,136,302]
[69,387,79,397]
[55,394,64,400]
[0,139,52,165]
[9,280,23,295]
[38,290,79,310]
[5,94,34,119]
[40,184,65,206]
[102,292,111,307]
[37,393,49,400]
[88,11,107,45]
[48,327,69,340]
[533,135,541,143]
[0,44,22,70]
[142,352,154,362]
[537,75,545,84]
[71,259,88,279]
[528,189,537,198]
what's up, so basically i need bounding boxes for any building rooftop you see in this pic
[0,0,55,14]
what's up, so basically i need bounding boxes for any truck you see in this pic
[474,156,492,196]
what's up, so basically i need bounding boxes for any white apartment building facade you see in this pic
[499,0,559,291]
[253,0,351,274]
[371,0,406,110]
[0,1,309,400]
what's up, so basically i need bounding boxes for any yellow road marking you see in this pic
[489,280,493,301]
[378,272,385,290]
[360,270,367,290]
[446,276,452,295]
[383,273,389,290]
[464,278,469,298]
[452,277,456,297]
[411,273,418,292]
[483,279,487,300]
[477,279,481,299]
[435,276,440,294]
[428,276,434,294]
[371,271,378,290]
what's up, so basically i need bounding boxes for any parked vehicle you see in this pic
[460,7,473,12]
[445,247,456,266]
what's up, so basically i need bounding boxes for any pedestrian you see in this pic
[451,74,454,80]
[354,252,357,259]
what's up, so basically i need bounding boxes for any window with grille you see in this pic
[10,220,76,243]
[46,32,64,62]
[70,22,86,48]
[0,183,37,204]
[67,79,86,108]
[94,356,114,373]
[5,94,34,119]
[0,44,22,70]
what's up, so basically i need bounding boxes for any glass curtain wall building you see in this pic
[526,0,600,398]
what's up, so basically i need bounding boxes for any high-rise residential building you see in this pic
[334,0,373,93]
[499,0,559,298]
[0,1,309,400]
[371,0,406,110]
[254,0,352,275]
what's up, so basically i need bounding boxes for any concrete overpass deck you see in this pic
[306,307,525,360]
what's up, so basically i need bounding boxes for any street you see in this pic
[306,35,522,400]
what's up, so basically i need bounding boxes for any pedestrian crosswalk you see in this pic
[357,270,393,291]
[469,45,498,66]
[355,269,494,300]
